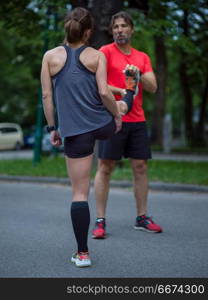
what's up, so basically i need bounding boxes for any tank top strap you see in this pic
[63,44,87,70]
[62,44,72,68]
[74,45,88,62]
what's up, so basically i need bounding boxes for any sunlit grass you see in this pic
[0,157,207,185]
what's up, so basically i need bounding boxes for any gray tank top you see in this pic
[52,45,113,137]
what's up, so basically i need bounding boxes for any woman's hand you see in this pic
[116,100,128,115]
[114,114,122,133]
[50,130,62,147]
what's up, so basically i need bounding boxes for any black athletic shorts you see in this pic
[98,121,152,160]
[64,120,116,158]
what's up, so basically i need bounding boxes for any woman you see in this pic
[41,7,137,267]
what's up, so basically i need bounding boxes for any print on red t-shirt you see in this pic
[99,43,153,122]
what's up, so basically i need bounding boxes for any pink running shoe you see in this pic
[134,215,163,233]
[92,218,106,239]
[71,252,91,267]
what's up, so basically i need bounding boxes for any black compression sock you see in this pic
[70,201,90,253]
[123,90,134,113]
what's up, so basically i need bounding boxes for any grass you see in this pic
[0,157,68,178]
[0,156,208,186]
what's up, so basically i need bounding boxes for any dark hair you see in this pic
[110,11,134,31]
[64,7,94,43]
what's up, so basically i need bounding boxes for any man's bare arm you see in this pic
[141,71,157,93]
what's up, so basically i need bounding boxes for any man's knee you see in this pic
[97,159,116,176]
[131,160,148,176]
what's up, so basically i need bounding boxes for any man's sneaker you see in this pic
[71,252,91,267]
[134,215,162,233]
[92,218,106,239]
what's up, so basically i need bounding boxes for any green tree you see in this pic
[173,0,208,146]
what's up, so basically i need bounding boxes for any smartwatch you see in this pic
[46,125,57,133]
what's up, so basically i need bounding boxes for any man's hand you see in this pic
[123,64,140,94]
[50,130,62,147]
[124,64,140,78]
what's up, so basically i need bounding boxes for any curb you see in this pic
[0,175,208,193]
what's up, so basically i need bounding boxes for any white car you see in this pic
[0,123,24,150]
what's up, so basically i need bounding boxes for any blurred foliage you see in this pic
[129,0,208,146]
[0,0,68,127]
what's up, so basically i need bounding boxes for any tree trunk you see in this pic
[71,0,123,49]
[196,71,208,145]
[71,0,88,8]
[151,35,168,146]
[89,0,123,48]
[179,53,194,145]
[179,8,194,146]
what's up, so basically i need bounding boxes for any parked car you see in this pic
[0,123,24,150]
[23,127,35,149]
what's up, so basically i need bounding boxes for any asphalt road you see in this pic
[0,181,208,278]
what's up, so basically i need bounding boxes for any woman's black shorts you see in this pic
[64,120,116,158]
[98,121,152,160]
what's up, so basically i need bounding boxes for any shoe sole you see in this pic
[92,234,106,239]
[134,226,162,233]
[71,257,91,267]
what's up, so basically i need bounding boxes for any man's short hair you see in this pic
[110,11,134,31]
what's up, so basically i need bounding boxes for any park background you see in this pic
[0,0,208,186]
[1,1,208,284]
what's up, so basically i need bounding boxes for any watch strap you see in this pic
[46,125,57,133]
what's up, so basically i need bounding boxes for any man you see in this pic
[92,11,163,239]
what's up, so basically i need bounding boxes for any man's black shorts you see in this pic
[98,121,152,160]
[64,120,116,158]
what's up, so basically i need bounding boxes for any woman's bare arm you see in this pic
[40,52,56,127]
[41,52,62,146]
[95,52,121,118]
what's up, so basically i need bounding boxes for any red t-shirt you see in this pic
[100,42,153,122]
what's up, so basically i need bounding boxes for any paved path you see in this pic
[0,150,33,160]
[0,181,208,278]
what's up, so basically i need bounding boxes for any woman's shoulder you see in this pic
[44,46,65,59]
[45,46,65,56]
[84,46,100,55]
[82,46,101,61]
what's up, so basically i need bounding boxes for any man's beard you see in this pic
[114,36,130,45]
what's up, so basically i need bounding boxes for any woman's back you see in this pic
[41,6,121,139]
[49,44,112,138]
[47,45,99,77]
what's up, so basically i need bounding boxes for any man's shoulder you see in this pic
[99,43,115,52]
[132,47,150,58]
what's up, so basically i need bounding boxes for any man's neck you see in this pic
[115,43,131,55]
